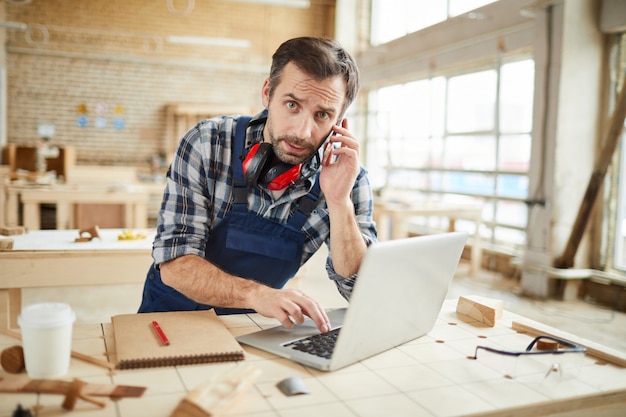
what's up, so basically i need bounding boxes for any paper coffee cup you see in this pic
[18,302,76,379]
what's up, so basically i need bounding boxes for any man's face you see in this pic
[262,62,346,165]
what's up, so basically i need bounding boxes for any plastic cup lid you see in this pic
[18,302,76,328]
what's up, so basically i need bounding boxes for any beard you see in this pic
[267,125,317,166]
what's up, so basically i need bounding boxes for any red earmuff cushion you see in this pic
[242,143,301,190]
[242,143,271,187]
[264,164,301,190]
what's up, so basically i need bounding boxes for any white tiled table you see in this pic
[1,300,625,417]
[0,229,154,329]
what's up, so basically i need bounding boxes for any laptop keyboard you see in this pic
[284,328,341,359]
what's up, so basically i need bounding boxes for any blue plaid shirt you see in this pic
[153,111,378,299]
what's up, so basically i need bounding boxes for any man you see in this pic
[139,37,377,333]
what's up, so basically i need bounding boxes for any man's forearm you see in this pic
[159,254,262,308]
[159,253,332,332]
[327,198,367,278]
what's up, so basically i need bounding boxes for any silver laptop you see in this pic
[236,232,468,371]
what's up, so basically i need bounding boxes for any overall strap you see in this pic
[231,114,321,228]
[232,116,252,205]
[287,179,320,229]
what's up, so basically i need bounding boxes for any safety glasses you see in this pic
[471,335,587,382]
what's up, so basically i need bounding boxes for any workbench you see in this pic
[5,184,150,230]
[0,229,154,329]
[374,199,484,275]
[0,299,624,416]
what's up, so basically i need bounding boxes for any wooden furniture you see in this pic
[64,165,138,185]
[2,144,76,180]
[374,199,484,275]
[0,165,9,227]
[73,203,127,229]
[0,229,154,329]
[1,299,624,416]
[6,184,149,230]
[66,165,143,229]
[1,164,165,229]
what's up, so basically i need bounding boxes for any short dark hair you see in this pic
[268,37,360,118]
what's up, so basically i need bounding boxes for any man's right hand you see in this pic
[248,286,331,333]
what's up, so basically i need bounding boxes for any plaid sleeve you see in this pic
[324,167,379,300]
[152,117,234,266]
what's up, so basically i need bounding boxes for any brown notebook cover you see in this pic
[112,310,245,370]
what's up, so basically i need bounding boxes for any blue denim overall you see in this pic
[138,117,320,315]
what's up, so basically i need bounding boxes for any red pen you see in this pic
[151,320,170,345]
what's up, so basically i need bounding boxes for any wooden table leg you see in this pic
[470,214,482,276]
[374,211,391,241]
[0,288,22,329]
[56,202,71,229]
[448,218,456,232]
[22,202,40,230]
[6,189,19,227]
[8,289,21,329]
[136,202,148,228]
[391,212,406,240]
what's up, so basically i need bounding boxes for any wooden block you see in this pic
[0,375,145,400]
[0,345,25,374]
[0,226,25,236]
[61,379,88,410]
[536,339,560,351]
[456,295,503,327]
[170,365,261,417]
[0,239,14,251]
[75,225,101,242]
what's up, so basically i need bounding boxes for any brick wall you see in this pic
[3,0,335,167]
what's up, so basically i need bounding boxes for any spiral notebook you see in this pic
[112,310,244,370]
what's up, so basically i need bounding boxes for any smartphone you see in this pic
[330,141,341,164]
[326,119,343,164]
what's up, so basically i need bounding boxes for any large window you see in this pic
[363,59,534,250]
[370,0,498,45]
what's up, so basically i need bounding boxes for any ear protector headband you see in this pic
[242,142,301,190]
[241,112,343,190]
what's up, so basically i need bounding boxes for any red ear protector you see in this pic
[242,143,301,190]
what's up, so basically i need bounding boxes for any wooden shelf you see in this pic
[2,143,76,180]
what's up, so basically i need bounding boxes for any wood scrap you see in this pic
[0,238,14,250]
[61,378,88,410]
[60,378,107,410]
[536,338,560,351]
[512,319,626,367]
[456,295,503,327]
[75,225,100,242]
[0,226,26,235]
[0,345,25,373]
[170,365,261,417]
[461,388,626,417]
[0,374,146,410]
